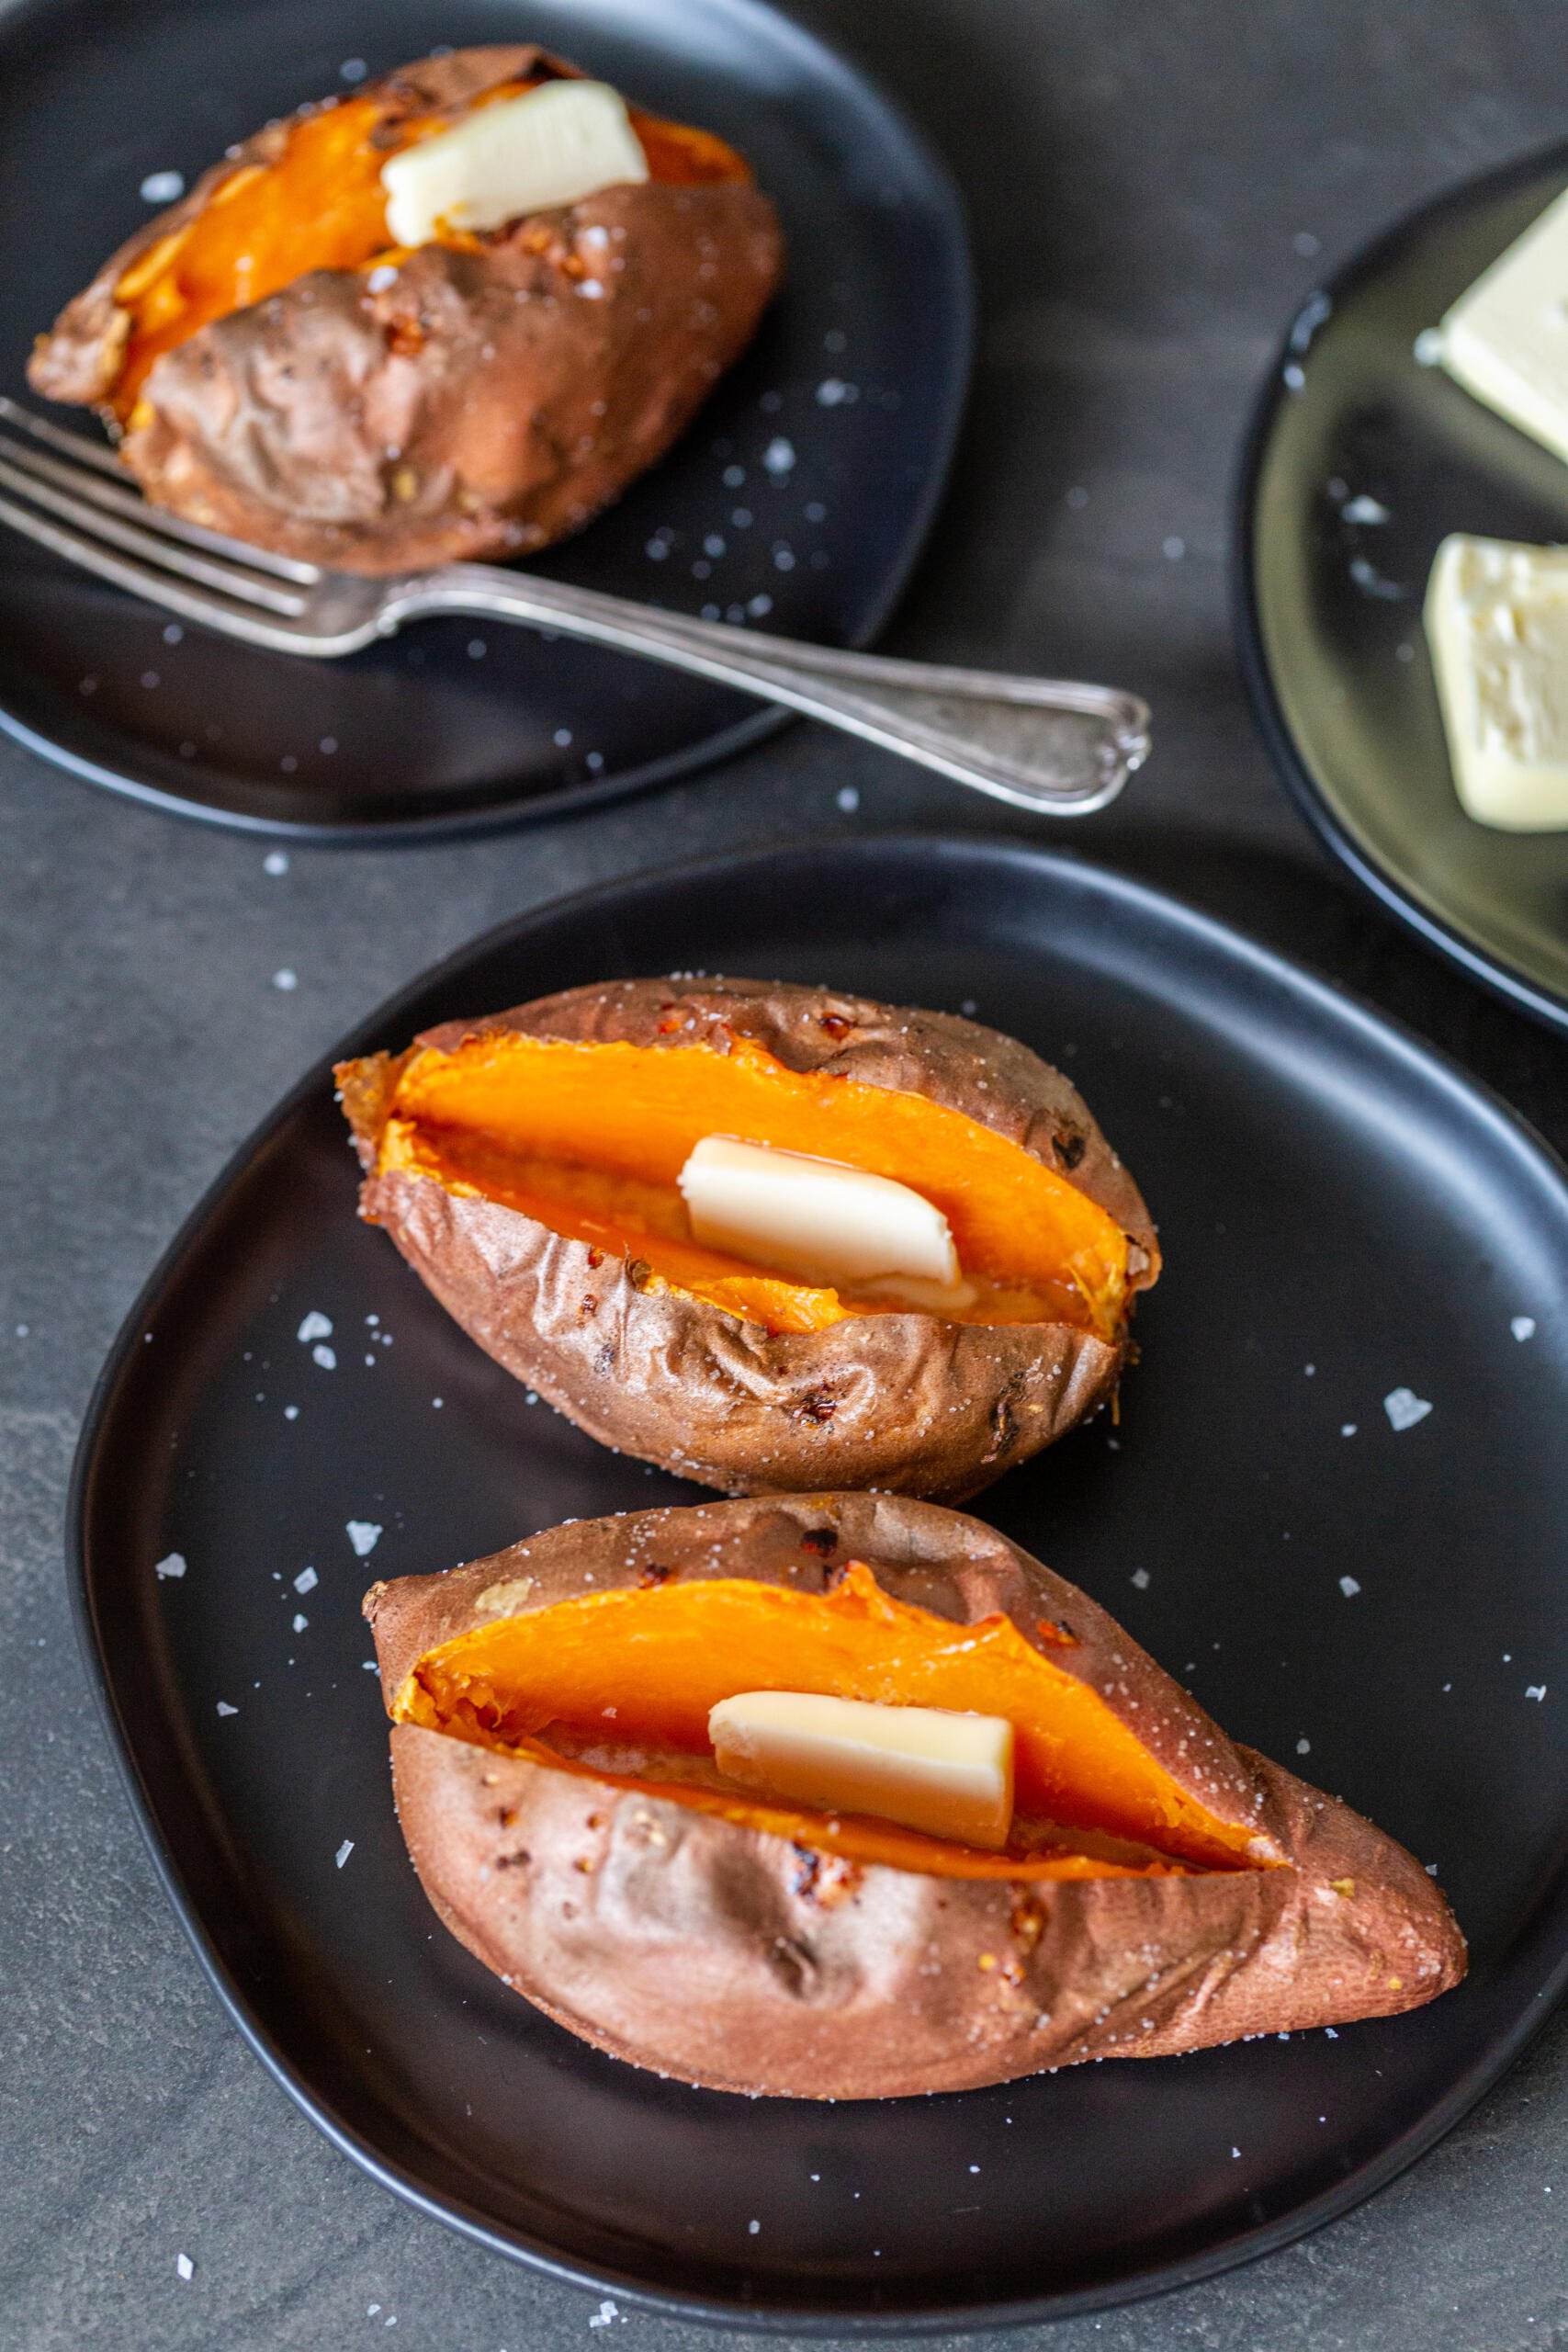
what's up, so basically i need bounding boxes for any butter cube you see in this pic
[678,1136,970,1306]
[708,1690,1014,1849]
[382,80,648,251]
[1439,187,1568,463]
[1425,533,1568,830]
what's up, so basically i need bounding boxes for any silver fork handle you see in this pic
[385,565,1149,814]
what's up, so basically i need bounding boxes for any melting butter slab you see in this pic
[1425,532,1568,830]
[1438,187,1568,465]
[678,1136,971,1306]
[708,1690,1015,1849]
[381,80,649,249]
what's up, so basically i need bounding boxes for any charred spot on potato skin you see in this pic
[495,1848,532,1869]
[790,1845,860,1907]
[579,1294,598,1320]
[983,1374,1028,1464]
[637,1561,674,1588]
[1035,1616,1079,1647]
[818,1012,854,1041]
[792,1385,840,1427]
[1054,1130,1087,1171]
[799,1526,839,1557]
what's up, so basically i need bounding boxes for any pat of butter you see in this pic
[678,1136,972,1306]
[709,1690,1015,1849]
[1438,187,1568,463]
[1425,533,1568,830]
[381,80,649,251]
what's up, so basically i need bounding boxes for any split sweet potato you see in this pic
[365,1491,1466,2099]
[337,978,1161,1498]
[28,46,783,571]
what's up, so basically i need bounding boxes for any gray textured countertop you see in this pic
[6,2,1568,2346]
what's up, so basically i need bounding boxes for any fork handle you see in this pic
[388,564,1149,814]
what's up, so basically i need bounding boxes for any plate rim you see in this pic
[64,831,1568,2328]
[0,0,975,842]
[1232,134,1568,1039]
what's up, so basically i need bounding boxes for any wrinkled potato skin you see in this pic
[340,978,1162,1500]
[366,1494,1467,2100]
[28,48,784,572]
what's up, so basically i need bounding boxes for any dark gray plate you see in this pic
[69,837,1568,2326]
[0,0,970,836]
[1237,144,1568,1034]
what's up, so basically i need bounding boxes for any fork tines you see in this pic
[0,394,320,629]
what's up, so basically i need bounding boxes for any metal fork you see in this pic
[0,396,1148,814]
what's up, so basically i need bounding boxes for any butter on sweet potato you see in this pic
[366,1492,1467,2099]
[337,977,1162,1498]
[28,46,783,572]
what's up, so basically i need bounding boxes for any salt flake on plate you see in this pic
[297,1311,332,1343]
[155,1552,186,1579]
[347,1520,383,1558]
[1338,1575,1361,1598]
[1383,1385,1432,1431]
[175,2251,194,2280]
[335,1838,355,1868]
[1513,1317,1538,1342]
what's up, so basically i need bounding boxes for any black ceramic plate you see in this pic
[0,0,970,838]
[71,837,1568,2327]
[1237,144,1568,1035]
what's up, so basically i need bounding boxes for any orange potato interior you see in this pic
[110,79,750,417]
[397,1564,1266,1882]
[369,1030,1131,1338]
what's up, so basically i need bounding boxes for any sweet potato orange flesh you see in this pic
[374,1032,1131,1340]
[111,83,750,418]
[396,1565,1264,1881]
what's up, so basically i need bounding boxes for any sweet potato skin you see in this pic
[338,978,1161,1500]
[365,1493,1467,2100]
[28,48,783,573]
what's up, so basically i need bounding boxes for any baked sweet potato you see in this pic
[28,47,783,572]
[365,1491,1466,2099]
[336,978,1161,1499]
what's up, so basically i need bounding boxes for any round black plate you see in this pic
[1237,144,1568,1035]
[70,837,1568,2326]
[0,0,970,838]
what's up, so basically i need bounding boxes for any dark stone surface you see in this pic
[3,2,1568,2345]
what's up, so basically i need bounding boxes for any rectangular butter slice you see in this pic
[1425,532,1568,830]
[709,1690,1014,1849]
[381,80,648,250]
[1439,187,1568,463]
[678,1135,969,1305]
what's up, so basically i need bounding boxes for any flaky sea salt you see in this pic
[1383,1386,1432,1431]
